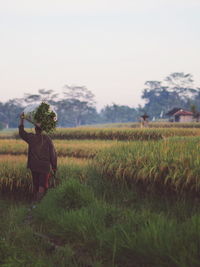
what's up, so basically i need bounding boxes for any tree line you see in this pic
[141,72,200,120]
[0,72,199,128]
[0,86,139,128]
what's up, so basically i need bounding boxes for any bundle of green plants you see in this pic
[23,102,57,133]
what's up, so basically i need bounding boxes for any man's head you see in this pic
[35,125,42,134]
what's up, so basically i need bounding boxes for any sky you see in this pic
[0,0,200,110]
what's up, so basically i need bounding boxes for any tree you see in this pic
[0,99,24,128]
[190,104,200,122]
[24,89,58,104]
[164,72,196,104]
[165,72,194,89]
[63,85,95,106]
[24,94,41,104]
[141,72,199,120]
[100,104,138,123]
[142,82,176,119]
[38,89,58,104]
[59,85,97,126]
[0,121,4,130]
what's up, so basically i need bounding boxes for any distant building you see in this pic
[166,108,194,122]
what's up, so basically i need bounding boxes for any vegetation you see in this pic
[5,127,200,141]
[2,164,200,266]
[1,72,200,128]
[33,102,57,133]
[0,155,88,195]
[2,136,200,196]
[1,127,200,266]
[0,122,4,130]
[141,72,200,120]
[95,137,200,194]
[0,139,118,158]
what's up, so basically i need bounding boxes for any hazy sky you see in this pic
[0,0,200,109]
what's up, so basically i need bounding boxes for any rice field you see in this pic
[95,136,200,194]
[0,155,89,194]
[0,139,119,158]
[4,126,200,141]
[1,129,200,194]
[1,128,200,266]
[86,122,200,128]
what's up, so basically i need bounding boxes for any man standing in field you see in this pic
[19,113,57,202]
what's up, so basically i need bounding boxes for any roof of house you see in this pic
[165,108,181,116]
[173,109,193,116]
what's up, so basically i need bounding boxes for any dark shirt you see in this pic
[19,125,57,173]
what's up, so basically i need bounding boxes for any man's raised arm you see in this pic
[18,113,30,143]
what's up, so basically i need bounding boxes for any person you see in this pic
[140,113,149,128]
[19,113,57,202]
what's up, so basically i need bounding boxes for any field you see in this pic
[1,126,200,266]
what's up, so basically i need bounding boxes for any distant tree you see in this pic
[0,99,24,128]
[165,72,194,89]
[164,72,197,104]
[0,122,4,130]
[24,94,41,104]
[141,82,175,119]
[38,89,58,104]
[141,72,199,120]
[24,89,58,104]
[56,99,99,127]
[59,85,97,126]
[190,104,200,122]
[100,104,138,123]
[63,85,95,106]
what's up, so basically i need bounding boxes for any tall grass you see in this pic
[2,133,200,266]
[0,139,119,158]
[2,136,200,195]
[0,155,89,195]
[31,177,200,267]
[94,136,200,194]
[9,127,200,141]
[2,150,200,266]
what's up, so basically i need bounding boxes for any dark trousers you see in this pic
[31,171,50,192]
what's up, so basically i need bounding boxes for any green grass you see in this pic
[94,136,200,194]
[1,167,200,266]
[0,139,119,158]
[0,155,89,196]
[2,135,200,266]
[5,127,200,141]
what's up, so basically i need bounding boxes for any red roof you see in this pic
[173,109,193,116]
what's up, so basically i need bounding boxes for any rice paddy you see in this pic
[1,126,200,266]
[0,139,119,158]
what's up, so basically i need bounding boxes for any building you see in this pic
[166,108,194,122]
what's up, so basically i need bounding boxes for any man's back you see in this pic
[19,125,57,173]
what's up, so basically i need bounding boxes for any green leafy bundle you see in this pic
[34,102,57,133]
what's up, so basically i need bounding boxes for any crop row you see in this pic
[0,139,117,158]
[92,122,200,128]
[94,137,200,194]
[0,155,89,194]
[8,127,200,141]
[2,136,200,194]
